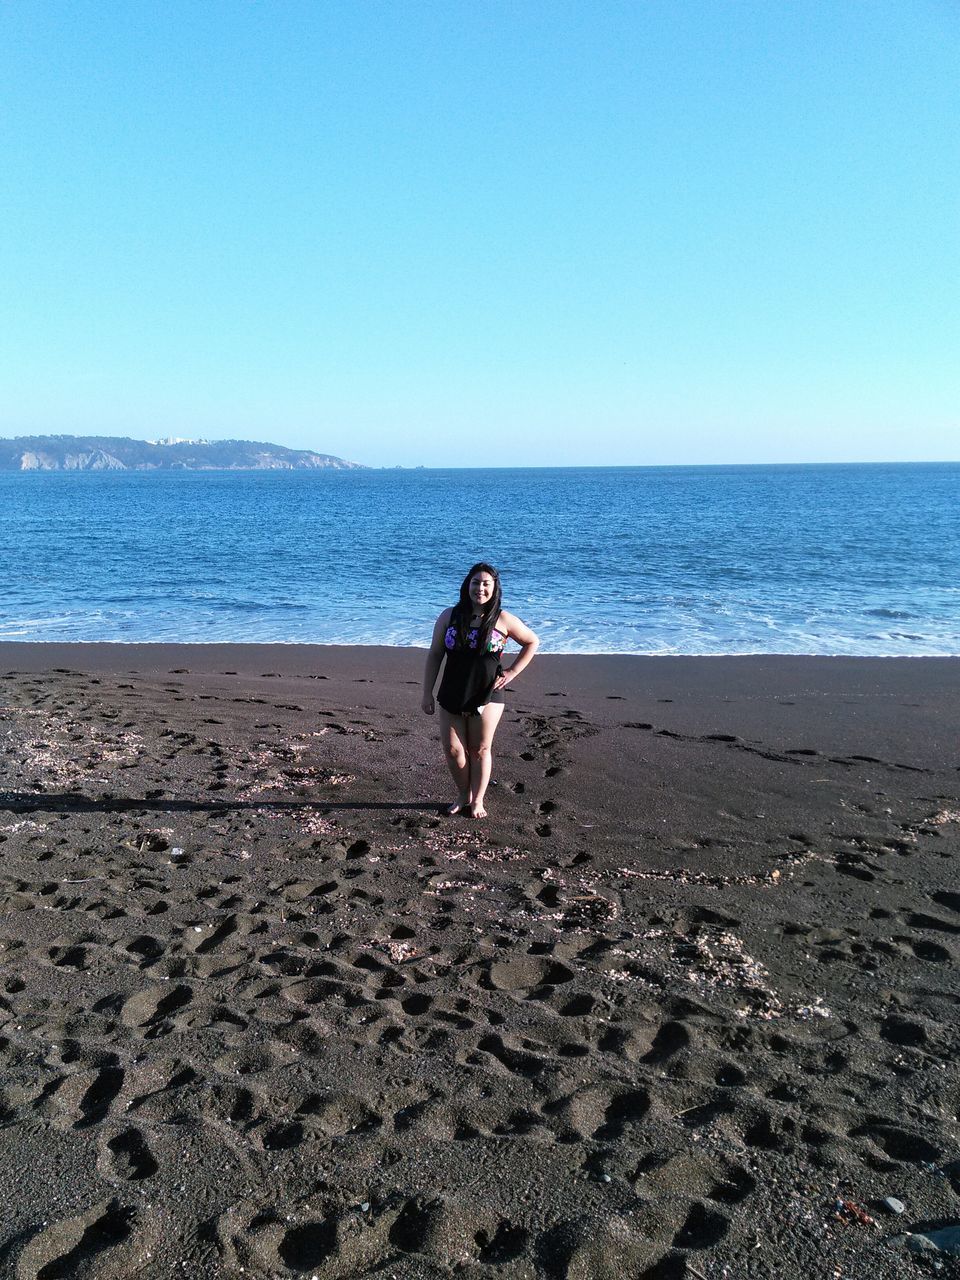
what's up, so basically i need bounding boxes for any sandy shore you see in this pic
[0,644,958,1279]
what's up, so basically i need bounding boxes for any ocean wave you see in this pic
[1,618,956,656]
[205,599,310,613]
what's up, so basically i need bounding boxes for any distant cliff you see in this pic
[0,435,365,472]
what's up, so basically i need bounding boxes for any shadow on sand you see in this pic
[0,790,442,817]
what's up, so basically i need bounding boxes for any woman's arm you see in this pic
[422,609,452,713]
[493,612,539,691]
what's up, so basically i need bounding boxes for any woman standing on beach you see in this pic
[422,563,539,818]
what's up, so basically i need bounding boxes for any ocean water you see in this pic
[1,463,958,655]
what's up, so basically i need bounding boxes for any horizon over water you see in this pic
[2,462,958,656]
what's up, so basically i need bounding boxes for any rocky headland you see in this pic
[0,435,365,471]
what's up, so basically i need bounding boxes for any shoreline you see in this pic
[4,639,960,666]
[0,645,957,1275]
[2,639,957,660]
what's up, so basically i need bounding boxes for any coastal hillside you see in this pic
[0,434,364,471]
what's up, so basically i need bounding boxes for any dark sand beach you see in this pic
[0,644,958,1279]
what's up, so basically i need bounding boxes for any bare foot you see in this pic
[446,795,471,816]
[468,800,488,819]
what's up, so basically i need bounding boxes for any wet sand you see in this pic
[0,643,958,1279]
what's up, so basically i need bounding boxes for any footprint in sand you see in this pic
[545,1083,652,1142]
[851,1120,941,1164]
[122,942,163,967]
[50,1061,126,1129]
[121,983,193,1033]
[673,1201,732,1248]
[101,1127,158,1181]
[878,1014,927,1047]
[483,953,575,993]
[14,1199,152,1280]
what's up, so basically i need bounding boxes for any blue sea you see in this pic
[1,464,958,655]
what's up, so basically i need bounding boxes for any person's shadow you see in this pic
[0,790,439,816]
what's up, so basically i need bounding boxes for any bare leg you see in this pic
[466,703,505,818]
[438,708,471,814]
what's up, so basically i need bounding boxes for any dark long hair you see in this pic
[451,562,502,652]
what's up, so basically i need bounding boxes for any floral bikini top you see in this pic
[444,622,508,655]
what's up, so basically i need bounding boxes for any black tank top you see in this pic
[436,617,507,714]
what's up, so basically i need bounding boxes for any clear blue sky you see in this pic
[1,1,957,467]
